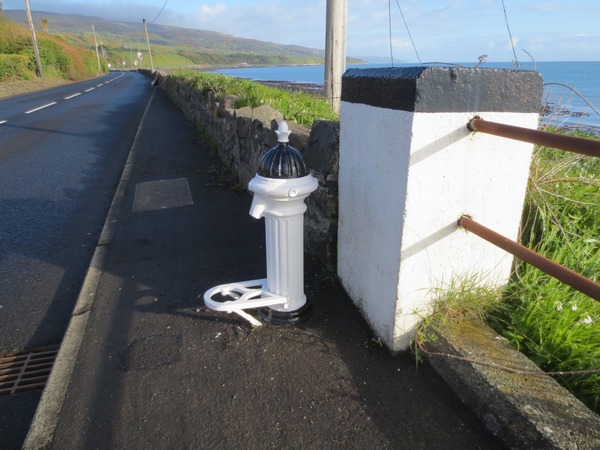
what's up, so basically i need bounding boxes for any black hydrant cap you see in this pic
[257,121,310,179]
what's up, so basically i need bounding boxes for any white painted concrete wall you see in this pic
[338,102,539,351]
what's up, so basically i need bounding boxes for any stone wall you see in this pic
[145,70,339,268]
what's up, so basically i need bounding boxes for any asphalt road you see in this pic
[0,71,154,449]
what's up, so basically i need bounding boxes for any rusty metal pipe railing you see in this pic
[458,216,600,302]
[467,117,600,158]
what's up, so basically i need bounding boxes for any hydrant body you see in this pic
[203,121,318,326]
[249,173,317,323]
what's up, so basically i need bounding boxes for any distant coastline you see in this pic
[211,61,600,133]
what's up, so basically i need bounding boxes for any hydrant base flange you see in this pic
[257,301,312,326]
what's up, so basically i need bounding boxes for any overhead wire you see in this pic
[394,0,421,64]
[388,0,394,66]
[149,0,168,23]
[501,0,519,67]
[388,0,422,65]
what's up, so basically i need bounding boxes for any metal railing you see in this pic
[458,216,600,301]
[468,117,600,158]
[462,117,600,302]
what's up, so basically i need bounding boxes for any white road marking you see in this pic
[0,120,7,125]
[25,102,58,114]
[64,93,82,100]
[84,87,95,92]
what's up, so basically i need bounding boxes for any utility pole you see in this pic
[24,0,43,79]
[142,19,154,71]
[324,0,347,113]
[92,25,101,75]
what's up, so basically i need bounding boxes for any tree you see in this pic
[41,18,49,33]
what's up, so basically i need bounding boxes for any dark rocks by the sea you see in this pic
[257,80,325,97]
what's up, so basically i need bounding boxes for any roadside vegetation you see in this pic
[0,15,102,82]
[416,131,599,414]
[169,70,338,126]
[489,136,600,413]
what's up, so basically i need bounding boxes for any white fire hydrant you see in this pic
[204,121,318,326]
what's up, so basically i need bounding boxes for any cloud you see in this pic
[199,3,227,16]
[4,0,599,61]
[187,1,326,48]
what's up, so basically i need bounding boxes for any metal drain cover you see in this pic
[132,178,194,212]
[0,346,59,396]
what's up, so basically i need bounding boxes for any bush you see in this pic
[0,54,32,80]
[0,15,102,81]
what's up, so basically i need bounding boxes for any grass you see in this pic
[169,70,338,126]
[488,137,600,413]
[411,130,599,413]
[412,276,502,363]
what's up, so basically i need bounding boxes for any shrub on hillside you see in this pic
[0,54,32,80]
[0,15,102,80]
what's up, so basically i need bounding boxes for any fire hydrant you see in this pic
[204,121,318,326]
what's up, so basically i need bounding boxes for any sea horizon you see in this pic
[212,61,600,132]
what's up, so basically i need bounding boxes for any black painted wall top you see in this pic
[342,66,543,113]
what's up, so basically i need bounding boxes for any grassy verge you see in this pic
[169,70,338,126]
[411,131,599,414]
[488,136,600,413]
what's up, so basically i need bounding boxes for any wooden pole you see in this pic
[24,0,43,79]
[143,19,154,71]
[324,0,347,113]
[92,25,102,75]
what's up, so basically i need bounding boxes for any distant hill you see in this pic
[5,10,358,69]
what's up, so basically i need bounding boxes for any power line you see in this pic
[394,0,421,64]
[501,0,519,67]
[149,0,168,23]
[388,0,394,66]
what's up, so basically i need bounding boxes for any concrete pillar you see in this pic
[338,67,543,352]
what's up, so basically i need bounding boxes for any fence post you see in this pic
[338,67,543,352]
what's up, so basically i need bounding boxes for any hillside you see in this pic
[0,13,103,86]
[4,10,350,69]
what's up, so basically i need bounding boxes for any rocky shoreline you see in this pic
[256,80,325,96]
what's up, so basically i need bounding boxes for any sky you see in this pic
[4,0,600,62]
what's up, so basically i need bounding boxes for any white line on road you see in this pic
[84,87,95,92]
[25,102,58,114]
[64,93,82,100]
[96,84,104,87]
[0,120,7,125]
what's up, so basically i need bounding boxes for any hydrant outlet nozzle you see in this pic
[249,194,267,219]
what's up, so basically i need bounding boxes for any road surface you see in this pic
[0,71,154,449]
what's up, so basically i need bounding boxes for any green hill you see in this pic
[0,13,102,82]
[4,10,349,70]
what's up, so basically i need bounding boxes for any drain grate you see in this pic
[0,346,59,396]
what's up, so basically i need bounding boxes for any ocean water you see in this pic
[214,61,600,132]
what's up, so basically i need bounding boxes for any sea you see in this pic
[213,61,600,133]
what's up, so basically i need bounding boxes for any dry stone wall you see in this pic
[146,70,339,268]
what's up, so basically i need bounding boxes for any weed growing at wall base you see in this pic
[412,276,501,363]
